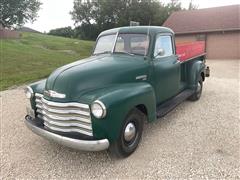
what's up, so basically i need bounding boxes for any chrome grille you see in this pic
[35,93,92,136]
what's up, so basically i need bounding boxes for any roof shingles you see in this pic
[163,5,240,34]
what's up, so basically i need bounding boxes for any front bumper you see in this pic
[25,116,109,151]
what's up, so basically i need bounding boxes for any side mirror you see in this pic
[155,48,165,57]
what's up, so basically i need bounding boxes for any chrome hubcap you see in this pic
[124,122,136,142]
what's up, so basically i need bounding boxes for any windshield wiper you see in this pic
[114,51,135,56]
[93,51,112,56]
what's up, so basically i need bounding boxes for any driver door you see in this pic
[152,34,181,104]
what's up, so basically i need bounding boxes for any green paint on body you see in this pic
[29,26,206,142]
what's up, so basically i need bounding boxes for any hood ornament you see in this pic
[44,90,66,98]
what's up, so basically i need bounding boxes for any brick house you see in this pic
[163,5,240,59]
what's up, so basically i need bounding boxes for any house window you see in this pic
[196,34,206,41]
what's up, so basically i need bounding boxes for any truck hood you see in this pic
[45,54,149,102]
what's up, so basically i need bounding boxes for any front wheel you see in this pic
[109,108,145,158]
[188,79,203,101]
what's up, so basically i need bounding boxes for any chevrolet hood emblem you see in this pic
[44,90,66,98]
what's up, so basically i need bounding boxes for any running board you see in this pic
[156,89,194,118]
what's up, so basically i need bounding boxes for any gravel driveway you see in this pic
[1,60,239,179]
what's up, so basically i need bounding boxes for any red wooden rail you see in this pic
[176,41,206,62]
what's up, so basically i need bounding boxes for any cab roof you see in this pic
[98,26,174,37]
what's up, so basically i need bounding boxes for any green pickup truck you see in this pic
[25,26,209,157]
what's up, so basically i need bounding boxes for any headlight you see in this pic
[24,86,33,99]
[91,100,106,118]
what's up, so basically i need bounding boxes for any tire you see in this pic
[109,108,145,158]
[188,77,203,101]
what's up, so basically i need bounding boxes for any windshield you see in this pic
[115,34,149,55]
[93,33,149,56]
[93,34,116,55]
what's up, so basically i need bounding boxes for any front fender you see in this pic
[81,83,156,142]
[29,79,46,109]
[30,79,46,94]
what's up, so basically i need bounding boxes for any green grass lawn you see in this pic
[0,32,94,91]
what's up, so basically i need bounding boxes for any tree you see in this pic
[74,24,100,40]
[70,0,95,25]
[0,0,41,28]
[71,0,167,27]
[188,0,198,10]
[48,26,74,38]
[70,0,184,40]
[166,0,182,15]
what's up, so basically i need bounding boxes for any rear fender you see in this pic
[187,59,205,89]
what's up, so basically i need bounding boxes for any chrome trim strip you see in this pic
[25,118,109,151]
[35,93,43,98]
[41,97,89,109]
[35,93,89,109]
[44,122,93,136]
[35,93,92,136]
[40,103,90,116]
[35,99,42,103]
[36,102,90,117]
[136,75,147,80]
[112,30,119,53]
[36,104,42,109]
[27,86,34,94]
[37,109,91,123]
[25,86,34,98]
[44,90,66,99]
[38,115,92,130]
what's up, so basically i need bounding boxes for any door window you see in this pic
[154,35,173,58]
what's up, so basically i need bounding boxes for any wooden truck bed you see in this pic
[176,41,206,62]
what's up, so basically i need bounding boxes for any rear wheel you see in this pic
[188,78,203,101]
[109,108,145,158]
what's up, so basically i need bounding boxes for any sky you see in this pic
[25,0,240,33]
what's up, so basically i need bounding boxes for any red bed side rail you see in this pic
[176,41,206,62]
